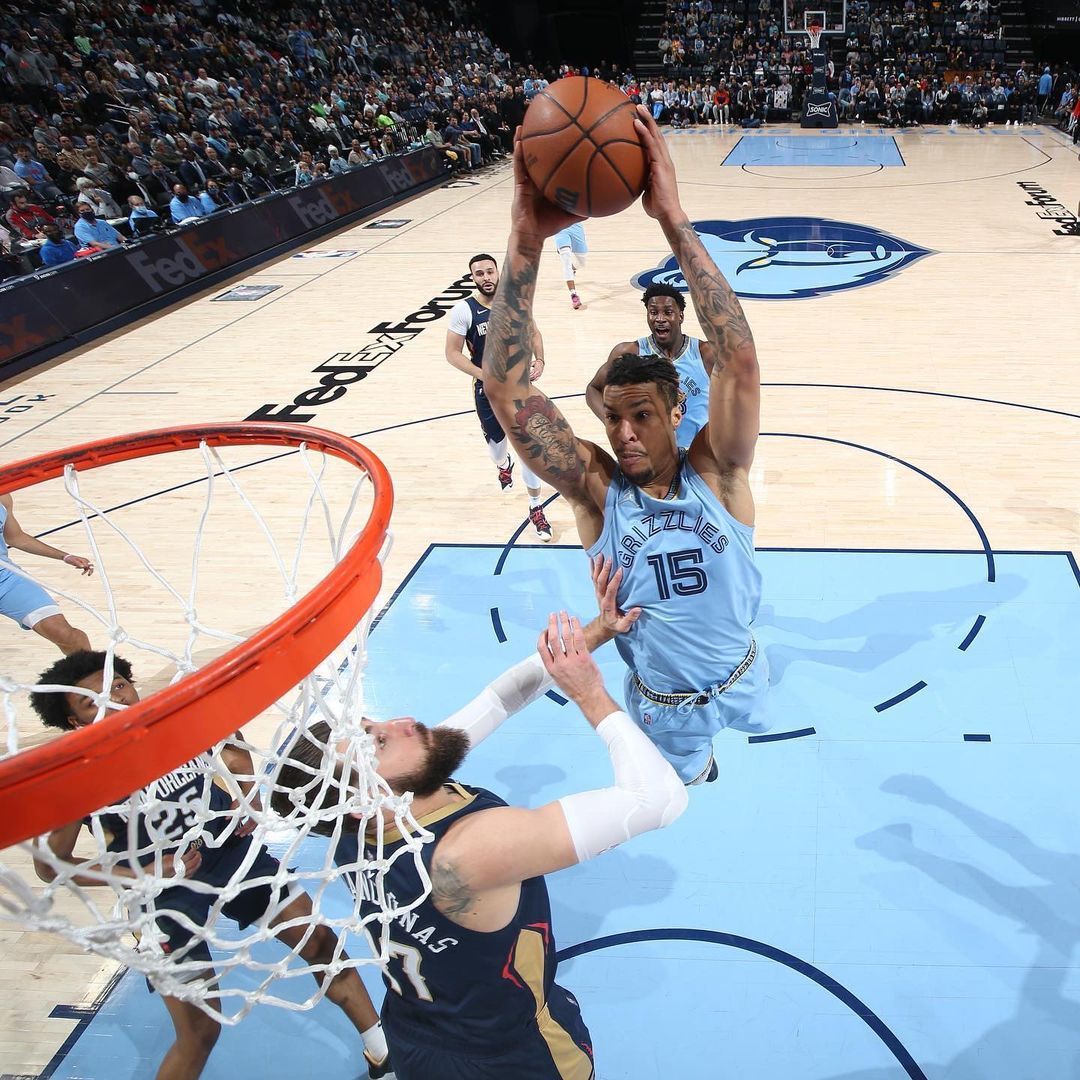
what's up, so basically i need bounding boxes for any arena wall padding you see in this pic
[0,148,447,378]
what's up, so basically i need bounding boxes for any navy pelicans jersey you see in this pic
[95,754,233,868]
[637,334,710,448]
[586,451,761,693]
[336,783,594,1079]
[448,295,491,372]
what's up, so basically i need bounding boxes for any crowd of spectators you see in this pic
[645,0,1077,129]
[0,0,532,282]
[1,0,1075,284]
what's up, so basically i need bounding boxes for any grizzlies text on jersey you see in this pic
[586,452,769,780]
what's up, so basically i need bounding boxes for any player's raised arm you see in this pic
[585,341,637,421]
[633,106,760,519]
[482,135,610,510]
[428,613,686,905]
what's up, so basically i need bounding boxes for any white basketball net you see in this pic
[0,439,432,1023]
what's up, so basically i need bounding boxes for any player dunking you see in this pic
[585,284,715,449]
[553,222,587,309]
[1,493,93,654]
[274,596,686,1080]
[445,253,553,541]
[483,107,771,785]
[31,651,394,1080]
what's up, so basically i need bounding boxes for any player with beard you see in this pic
[482,107,771,787]
[584,284,716,449]
[446,253,553,540]
[274,592,687,1080]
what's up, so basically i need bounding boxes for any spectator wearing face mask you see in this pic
[199,180,224,214]
[169,183,204,224]
[73,205,125,252]
[127,195,161,237]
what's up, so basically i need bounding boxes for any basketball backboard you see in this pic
[783,0,846,35]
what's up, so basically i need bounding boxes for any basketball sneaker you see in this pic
[365,1050,396,1079]
[498,460,514,490]
[570,292,582,310]
[529,505,553,541]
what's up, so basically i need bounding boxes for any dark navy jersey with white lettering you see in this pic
[334,783,593,1074]
[93,754,234,870]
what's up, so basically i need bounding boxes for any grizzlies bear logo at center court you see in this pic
[632,217,931,300]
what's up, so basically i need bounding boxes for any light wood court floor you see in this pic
[1,124,1078,1077]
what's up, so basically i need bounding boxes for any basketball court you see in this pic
[1,122,1079,1079]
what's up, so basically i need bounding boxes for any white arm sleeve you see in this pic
[557,711,688,863]
[436,652,553,747]
[446,298,473,337]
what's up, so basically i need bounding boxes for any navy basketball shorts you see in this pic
[472,379,506,446]
[140,835,297,989]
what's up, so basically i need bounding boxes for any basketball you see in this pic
[520,76,647,218]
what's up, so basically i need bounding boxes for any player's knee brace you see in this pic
[558,246,575,282]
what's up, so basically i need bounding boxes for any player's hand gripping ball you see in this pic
[520,77,647,218]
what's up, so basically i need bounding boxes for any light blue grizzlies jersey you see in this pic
[586,452,761,693]
[637,334,709,449]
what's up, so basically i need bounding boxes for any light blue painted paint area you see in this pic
[723,134,906,166]
[47,546,1080,1079]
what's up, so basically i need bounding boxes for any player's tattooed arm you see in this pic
[483,237,542,391]
[666,220,756,371]
[484,238,589,494]
[661,217,760,477]
[429,856,474,918]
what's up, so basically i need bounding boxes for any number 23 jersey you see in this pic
[586,451,762,693]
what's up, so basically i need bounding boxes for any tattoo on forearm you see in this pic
[510,397,585,486]
[431,858,473,917]
[675,221,754,368]
[485,252,539,390]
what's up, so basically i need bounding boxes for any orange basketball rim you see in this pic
[0,423,393,849]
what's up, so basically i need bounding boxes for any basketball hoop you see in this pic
[0,423,435,1021]
[0,423,391,846]
[808,23,824,49]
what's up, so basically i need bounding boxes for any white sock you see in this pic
[528,493,542,509]
[362,1021,388,1061]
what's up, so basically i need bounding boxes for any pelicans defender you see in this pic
[274,604,686,1079]
[445,253,553,541]
[31,651,393,1080]
[585,283,715,449]
[482,107,771,785]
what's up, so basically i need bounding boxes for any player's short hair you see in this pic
[31,651,135,731]
[468,252,497,270]
[603,352,681,410]
[642,283,686,312]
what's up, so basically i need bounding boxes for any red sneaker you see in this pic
[529,505,552,541]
